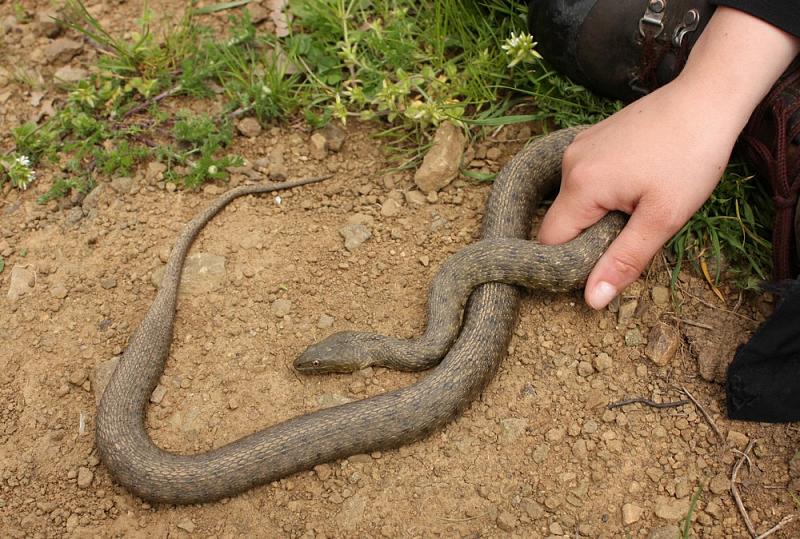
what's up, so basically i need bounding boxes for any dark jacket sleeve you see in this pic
[711,1,800,36]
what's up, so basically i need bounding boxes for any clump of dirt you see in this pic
[2,2,799,538]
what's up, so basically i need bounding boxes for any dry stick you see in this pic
[732,440,758,537]
[670,316,714,330]
[121,86,182,120]
[680,386,726,444]
[754,515,796,539]
[607,397,689,410]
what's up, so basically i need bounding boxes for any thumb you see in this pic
[584,207,678,310]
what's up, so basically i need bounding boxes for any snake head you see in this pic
[294,331,385,374]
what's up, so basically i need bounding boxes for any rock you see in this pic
[69,370,87,386]
[645,323,679,366]
[697,347,724,382]
[176,519,196,533]
[521,499,544,519]
[726,430,749,449]
[339,223,371,251]
[496,511,517,532]
[150,385,166,404]
[708,472,730,495]
[100,277,117,290]
[151,252,227,295]
[404,190,427,207]
[577,361,594,377]
[76,467,93,488]
[110,176,135,194]
[648,525,680,539]
[618,299,638,325]
[499,418,527,443]
[54,66,89,83]
[314,464,332,481]
[82,184,104,210]
[236,117,262,138]
[593,352,613,371]
[44,38,83,64]
[320,123,346,151]
[621,503,643,525]
[336,494,366,530]
[309,132,327,160]
[247,4,269,24]
[91,357,119,403]
[625,328,643,347]
[413,121,465,193]
[268,146,287,181]
[65,206,83,225]
[7,265,35,301]
[36,10,62,38]
[654,496,690,521]
[271,298,292,317]
[485,146,502,161]
[380,199,401,217]
[651,285,670,307]
[348,454,372,464]
[49,283,68,299]
[317,314,335,329]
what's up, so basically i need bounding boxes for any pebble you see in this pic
[317,314,335,328]
[414,121,465,193]
[726,430,749,449]
[110,176,135,194]
[54,66,89,83]
[419,255,430,267]
[708,472,730,495]
[44,38,82,63]
[150,385,166,404]
[7,265,35,301]
[593,352,613,371]
[268,146,288,181]
[65,206,83,224]
[404,190,427,206]
[314,464,332,481]
[654,497,689,521]
[176,519,196,533]
[339,223,371,251]
[499,418,528,443]
[100,277,117,290]
[496,511,517,532]
[645,323,679,366]
[309,132,327,160]
[36,10,62,38]
[621,503,643,525]
[247,4,269,23]
[69,369,87,386]
[236,117,262,138]
[617,299,638,325]
[76,467,93,488]
[624,328,643,347]
[648,526,680,539]
[49,282,68,299]
[380,199,401,217]
[348,454,372,464]
[316,124,343,151]
[651,285,670,306]
[271,299,292,317]
[521,499,544,519]
[577,361,594,377]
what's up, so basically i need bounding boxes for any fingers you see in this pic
[584,205,680,309]
[538,190,609,245]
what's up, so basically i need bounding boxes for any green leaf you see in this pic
[191,0,254,15]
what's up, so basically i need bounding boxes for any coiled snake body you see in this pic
[96,126,625,504]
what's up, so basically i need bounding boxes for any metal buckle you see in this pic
[639,0,666,39]
[672,9,701,47]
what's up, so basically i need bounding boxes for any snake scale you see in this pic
[96,126,625,504]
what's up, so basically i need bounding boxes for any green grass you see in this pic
[0,0,775,287]
[681,486,703,538]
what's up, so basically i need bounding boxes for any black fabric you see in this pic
[712,1,800,36]
[727,278,800,422]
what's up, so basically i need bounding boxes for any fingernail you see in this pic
[588,281,618,310]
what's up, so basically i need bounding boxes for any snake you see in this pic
[96,126,626,505]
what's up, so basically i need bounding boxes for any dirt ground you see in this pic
[2,1,800,538]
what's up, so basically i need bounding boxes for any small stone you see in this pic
[577,361,595,377]
[648,526,681,539]
[54,66,89,83]
[499,418,528,443]
[110,176,135,194]
[726,430,749,449]
[549,522,564,535]
[618,299,638,325]
[339,223,371,251]
[100,277,117,290]
[645,323,679,366]
[380,199,401,217]
[485,147,502,161]
[76,467,93,488]
[546,427,564,442]
[176,519,196,533]
[593,352,613,371]
[496,511,517,532]
[236,117,262,138]
[50,283,68,299]
[708,472,730,495]
[654,497,690,521]
[320,123,346,151]
[247,4,269,23]
[36,10,62,38]
[317,314,335,329]
[271,299,292,317]
[314,464,332,481]
[419,255,430,267]
[348,454,372,464]
[44,38,83,64]
[166,182,177,193]
[622,503,643,525]
[404,190,426,206]
[521,499,544,519]
[309,132,328,160]
[268,146,288,181]
[625,328,643,347]
[651,285,670,307]
[150,385,166,404]
[69,369,87,386]
[7,265,36,301]
[65,206,84,225]
[82,184,104,209]
[414,121,465,193]
[228,398,239,410]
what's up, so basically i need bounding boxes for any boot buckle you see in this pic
[639,0,666,38]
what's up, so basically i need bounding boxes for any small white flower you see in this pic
[502,31,543,68]
[15,155,31,167]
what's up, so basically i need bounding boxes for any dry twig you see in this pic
[607,397,689,410]
[731,441,758,537]
[680,386,725,444]
[754,515,796,539]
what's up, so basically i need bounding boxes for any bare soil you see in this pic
[2,1,799,538]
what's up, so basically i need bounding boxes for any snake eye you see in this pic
[312,360,320,366]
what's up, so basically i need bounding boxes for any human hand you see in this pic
[537,7,800,309]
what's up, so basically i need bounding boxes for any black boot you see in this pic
[527,0,715,102]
